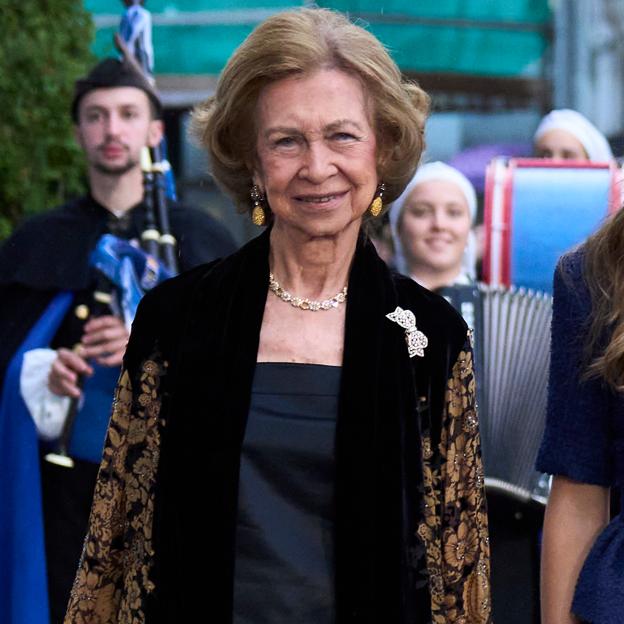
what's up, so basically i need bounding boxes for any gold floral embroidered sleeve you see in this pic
[419,335,492,624]
[64,355,166,624]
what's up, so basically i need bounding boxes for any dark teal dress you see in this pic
[233,362,341,623]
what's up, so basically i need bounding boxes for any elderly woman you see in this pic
[533,109,613,162]
[389,162,477,292]
[65,9,490,623]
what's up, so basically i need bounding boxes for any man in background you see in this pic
[0,57,236,623]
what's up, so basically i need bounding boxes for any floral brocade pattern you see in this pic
[63,335,490,622]
[418,339,492,623]
[64,355,166,624]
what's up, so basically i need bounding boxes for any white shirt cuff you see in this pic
[20,348,71,440]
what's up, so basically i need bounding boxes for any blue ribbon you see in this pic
[90,234,172,327]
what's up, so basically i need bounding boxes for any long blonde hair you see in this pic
[584,207,624,390]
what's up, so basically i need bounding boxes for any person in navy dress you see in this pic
[537,209,624,623]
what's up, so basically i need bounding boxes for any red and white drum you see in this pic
[483,158,622,292]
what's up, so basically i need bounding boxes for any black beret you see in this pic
[71,57,163,122]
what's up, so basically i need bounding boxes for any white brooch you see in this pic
[386,306,428,358]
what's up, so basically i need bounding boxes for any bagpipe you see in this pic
[117,0,179,275]
[45,2,178,468]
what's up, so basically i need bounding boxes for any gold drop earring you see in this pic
[250,185,266,226]
[369,182,385,217]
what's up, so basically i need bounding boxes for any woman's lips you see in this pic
[294,191,348,208]
[425,236,455,250]
[295,191,347,201]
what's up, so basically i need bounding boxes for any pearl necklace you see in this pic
[268,272,347,311]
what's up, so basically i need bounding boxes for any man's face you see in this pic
[75,87,163,176]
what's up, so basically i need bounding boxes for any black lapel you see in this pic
[335,235,425,623]
[153,229,270,620]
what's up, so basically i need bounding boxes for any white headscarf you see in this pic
[388,161,478,280]
[533,109,613,162]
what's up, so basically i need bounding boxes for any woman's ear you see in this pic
[375,143,393,188]
[251,170,264,194]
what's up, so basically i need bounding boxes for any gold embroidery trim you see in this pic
[418,341,492,623]
[65,355,166,624]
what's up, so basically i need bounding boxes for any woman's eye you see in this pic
[406,206,428,218]
[332,132,356,141]
[446,205,468,219]
[274,136,297,147]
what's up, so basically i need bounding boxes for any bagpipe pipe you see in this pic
[139,143,178,274]
[45,3,177,468]
[117,0,179,275]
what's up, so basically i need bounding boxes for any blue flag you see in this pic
[0,292,73,624]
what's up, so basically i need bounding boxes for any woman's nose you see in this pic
[300,141,338,182]
[431,209,447,229]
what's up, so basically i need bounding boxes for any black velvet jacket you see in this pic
[65,229,491,623]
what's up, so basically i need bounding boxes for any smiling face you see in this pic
[398,179,472,276]
[75,86,163,176]
[253,68,379,239]
[534,128,589,161]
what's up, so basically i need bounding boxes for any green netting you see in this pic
[93,25,258,74]
[85,0,549,22]
[327,0,550,22]
[372,24,546,75]
[85,0,299,12]
[85,0,550,77]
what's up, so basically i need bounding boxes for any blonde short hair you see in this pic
[192,7,430,214]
